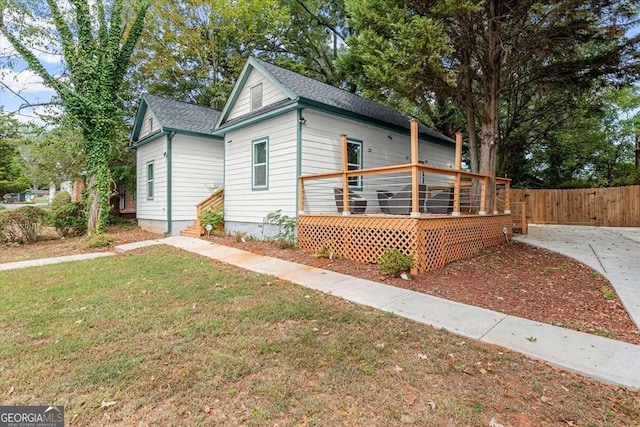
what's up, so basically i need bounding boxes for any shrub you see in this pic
[50,191,72,212]
[378,248,414,275]
[200,208,224,232]
[5,206,48,243]
[51,201,86,237]
[0,211,17,243]
[85,233,114,248]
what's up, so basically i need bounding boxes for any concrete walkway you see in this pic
[2,235,639,390]
[0,239,163,271]
[161,235,640,390]
[514,225,640,329]
[0,252,115,271]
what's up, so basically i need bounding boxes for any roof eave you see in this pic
[298,98,455,147]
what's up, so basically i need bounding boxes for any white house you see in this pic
[132,58,456,237]
[212,57,456,237]
[130,95,223,235]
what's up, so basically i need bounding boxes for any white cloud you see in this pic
[0,68,56,94]
[11,105,62,127]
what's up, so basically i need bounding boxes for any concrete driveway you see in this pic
[514,225,640,329]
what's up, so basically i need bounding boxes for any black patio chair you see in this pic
[334,188,367,214]
[425,187,454,214]
[376,184,426,215]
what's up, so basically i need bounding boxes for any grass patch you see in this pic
[0,246,637,426]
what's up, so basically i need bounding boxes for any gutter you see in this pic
[165,131,175,236]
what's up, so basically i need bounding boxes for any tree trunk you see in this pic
[86,144,112,235]
[478,0,503,212]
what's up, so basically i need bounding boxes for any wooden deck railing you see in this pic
[298,123,510,217]
[195,188,224,236]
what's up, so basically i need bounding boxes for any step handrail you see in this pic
[196,188,224,236]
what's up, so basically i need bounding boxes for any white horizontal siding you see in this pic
[136,137,167,221]
[172,135,224,221]
[227,68,289,121]
[224,111,298,223]
[300,109,455,213]
[139,108,159,140]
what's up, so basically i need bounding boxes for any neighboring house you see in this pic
[110,181,137,219]
[131,58,455,237]
[212,57,455,237]
[130,95,223,235]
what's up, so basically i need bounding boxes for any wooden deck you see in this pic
[296,124,515,274]
[298,214,512,274]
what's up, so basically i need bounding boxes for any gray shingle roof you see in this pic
[144,94,221,135]
[251,58,453,143]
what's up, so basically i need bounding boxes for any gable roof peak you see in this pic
[245,57,452,143]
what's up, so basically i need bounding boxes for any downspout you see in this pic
[165,131,175,236]
[296,108,304,217]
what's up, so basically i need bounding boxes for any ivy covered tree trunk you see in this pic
[0,0,149,235]
[85,140,112,233]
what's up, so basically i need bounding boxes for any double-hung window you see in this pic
[347,139,363,189]
[252,138,268,190]
[146,161,154,200]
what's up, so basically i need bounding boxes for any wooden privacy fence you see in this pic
[511,186,640,227]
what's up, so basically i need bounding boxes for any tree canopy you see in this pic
[129,0,350,108]
[340,0,640,196]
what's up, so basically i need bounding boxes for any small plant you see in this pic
[233,232,255,243]
[314,242,339,259]
[602,287,615,301]
[200,208,224,231]
[590,271,600,279]
[378,248,414,275]
[85,233,114,248]
[265,210,296,249]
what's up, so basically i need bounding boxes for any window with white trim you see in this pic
[347,139,363,188]
[250,83,263,111]
[146,161,154,200]
[252,138,268,189]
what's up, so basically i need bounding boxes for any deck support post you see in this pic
[452,132,463,216]
[479,177,488,215]
[410,119,420,216]
[298,176,305,215]
[340,134,351,215]
[504,181,511,214]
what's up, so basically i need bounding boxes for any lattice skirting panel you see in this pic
[298,214,512,274]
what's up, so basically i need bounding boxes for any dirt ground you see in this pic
[0,225,161,264]
[211,234,640,345]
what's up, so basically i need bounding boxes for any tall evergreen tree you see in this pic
[341,0,639,198]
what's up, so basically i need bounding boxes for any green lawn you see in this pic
[0,246,637,426]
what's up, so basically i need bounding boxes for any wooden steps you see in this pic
[180,223,202,238]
